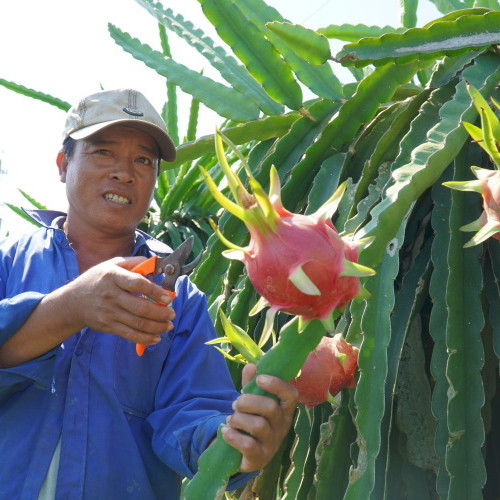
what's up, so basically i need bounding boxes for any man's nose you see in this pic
[109,159,135,183]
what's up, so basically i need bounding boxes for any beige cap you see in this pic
[63,88,176,162]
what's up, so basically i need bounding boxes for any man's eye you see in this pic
[137,157,153,166]
[94,149,111,156]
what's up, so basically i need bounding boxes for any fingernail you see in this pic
[152,336,162,344]
[221,425,228,436]
[159,295,171,305]
[257,374,271,385]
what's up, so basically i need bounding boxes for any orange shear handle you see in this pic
[131,256,176,356]
[130,255,158,277]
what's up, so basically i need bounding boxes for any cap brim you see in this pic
[69,119,177,162]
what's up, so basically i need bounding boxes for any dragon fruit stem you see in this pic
[182,317,327,500]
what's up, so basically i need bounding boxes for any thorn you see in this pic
[288,264,321,295]
[340,259,375,278]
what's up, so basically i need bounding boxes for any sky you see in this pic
[0,0,441,237]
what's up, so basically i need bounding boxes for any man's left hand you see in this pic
[222,364,299,472]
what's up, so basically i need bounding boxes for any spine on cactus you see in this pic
[182,132,375,499]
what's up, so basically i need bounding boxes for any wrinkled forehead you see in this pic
[78,124,161,157]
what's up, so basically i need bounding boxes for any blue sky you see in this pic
[0,0,440,236]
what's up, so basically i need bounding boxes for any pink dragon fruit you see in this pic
[445,167,500,247]
[444,86,500,247]
[290,334,358,408]
[201,132,374,334]
[185,133,374,499]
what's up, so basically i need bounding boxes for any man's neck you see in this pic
[63,218,136,274]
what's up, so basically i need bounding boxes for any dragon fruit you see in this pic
[444,85,500,247]
[445,167,500,246]
[201,132,374,335]
[185,133,374,500]
[291,334,358,409]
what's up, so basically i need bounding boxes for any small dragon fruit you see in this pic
[201,132,374,335]
[290,334,358,409]
[444,85,500,247]
[445,167,500,246]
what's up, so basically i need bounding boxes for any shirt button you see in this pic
[75,347,83,356]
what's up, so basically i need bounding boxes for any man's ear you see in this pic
[56,151,68,182]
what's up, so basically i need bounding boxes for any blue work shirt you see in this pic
[0,210,252,499]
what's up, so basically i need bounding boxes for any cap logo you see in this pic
[123,107,144,117]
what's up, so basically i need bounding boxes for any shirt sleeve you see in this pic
[147,276,257,490]
[0,291,45,345]
[0,291,60,400]
[0,239,58,401]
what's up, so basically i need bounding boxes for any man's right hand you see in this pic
[65,257,175,346]
[0,257,175,368]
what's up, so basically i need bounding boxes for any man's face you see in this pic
[58,124,159,236]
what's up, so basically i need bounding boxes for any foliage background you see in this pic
[2,1,500,499]
[0,0,440,237]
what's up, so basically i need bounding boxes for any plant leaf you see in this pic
[429,169,453,496]
[336,11,500,67]
[18,190,47,209]
[135,0,283,116]
[266,22,331,65]
[219,310,264,364]
[344,220,406,497]
[358,53,500,269]
[5,205,42,227]
[108,23,260,122]
[445,149,486,497]
[282,58,435,210]
[401,0,418,28]
[158,22,179,146]
[428,0,478,14]
[185,90,200,143]
[318,23,405,42]
[236,0,343,101]
[0,79,71,111]
[197,0,303,110]
[163,113,300,170]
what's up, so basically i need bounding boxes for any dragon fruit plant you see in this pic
[183,132,374,499]
[444,85,500,247]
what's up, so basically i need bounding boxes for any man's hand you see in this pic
[221,363,299,472]
[0,257,175,368]
[65,256,175,346]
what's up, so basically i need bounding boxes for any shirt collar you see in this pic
[22,208,173,256]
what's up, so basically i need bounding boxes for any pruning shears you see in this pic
[130,236,203,356]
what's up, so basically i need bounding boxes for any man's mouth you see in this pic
[104,193,131,205]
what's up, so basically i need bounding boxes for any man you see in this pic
[0,89,298,499]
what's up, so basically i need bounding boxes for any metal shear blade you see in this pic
[154,236,203,292]
[132,236,203,357]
